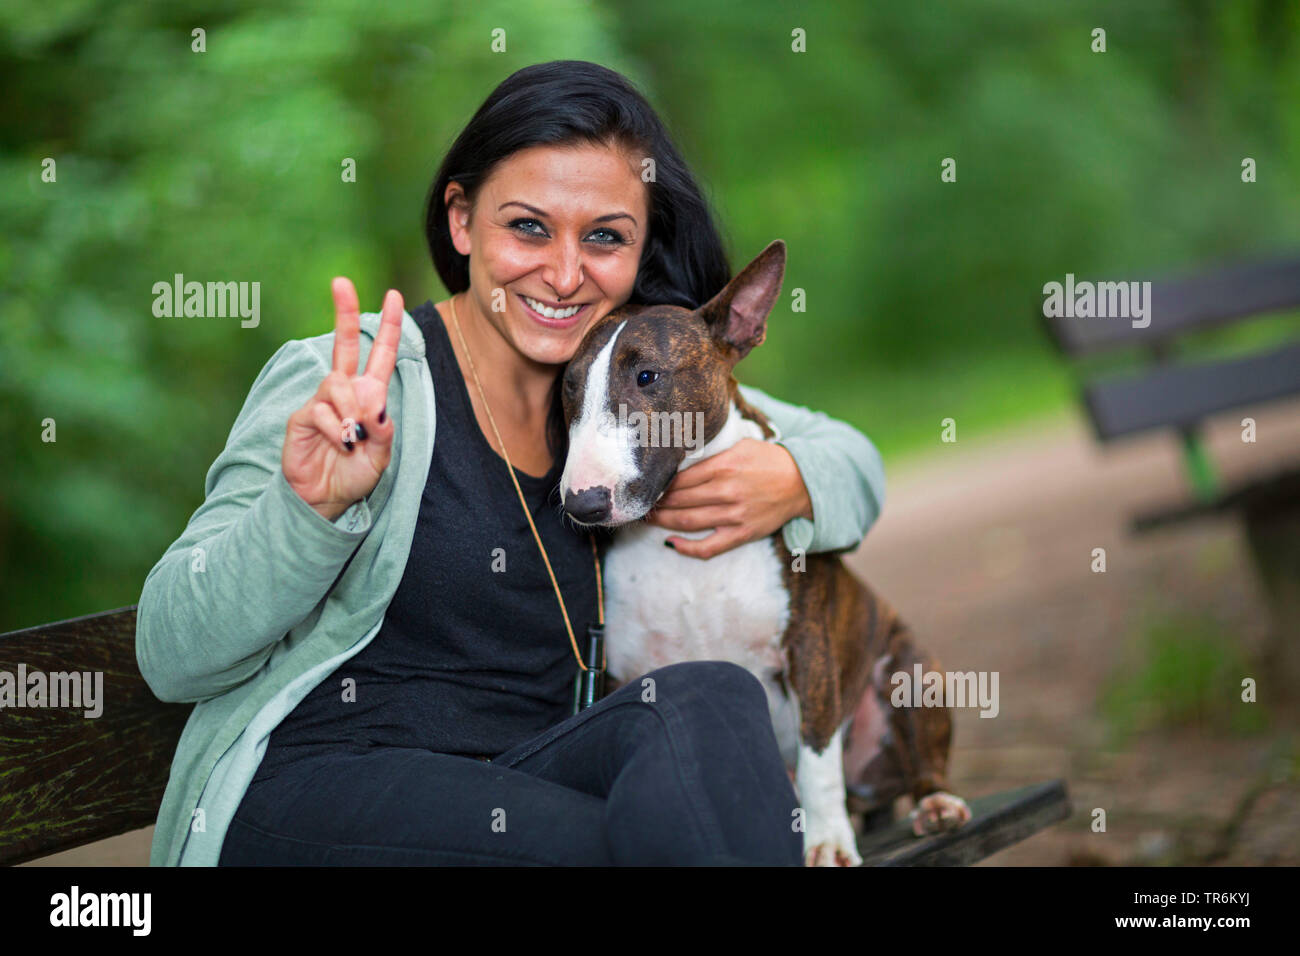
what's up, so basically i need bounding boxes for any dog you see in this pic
[558,240,970,866]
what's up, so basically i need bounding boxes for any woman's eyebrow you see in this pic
[499,200,638,228]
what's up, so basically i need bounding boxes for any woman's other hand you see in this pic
[643,438,812,559]
[282,279,403,521]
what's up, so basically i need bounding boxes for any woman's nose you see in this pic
[542,240,585,300]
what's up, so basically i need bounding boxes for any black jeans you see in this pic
[218,661,803,866]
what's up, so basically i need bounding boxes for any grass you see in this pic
[1098,612,1270,744]
[790,346,1078,465]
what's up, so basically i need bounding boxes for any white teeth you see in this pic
[523,295,582,320]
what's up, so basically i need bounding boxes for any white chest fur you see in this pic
[604,523,791,678]
[602,404,798,759]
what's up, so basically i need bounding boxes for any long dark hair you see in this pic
[423,60,732,459]
[426,57,733,310]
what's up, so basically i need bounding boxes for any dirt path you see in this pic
[847,401,1300,864]
[26,401,1300,866]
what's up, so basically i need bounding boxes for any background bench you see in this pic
[1,606,1070,866]
[1042,255,1300,688]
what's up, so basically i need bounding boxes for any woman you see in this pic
[136,60,885,866]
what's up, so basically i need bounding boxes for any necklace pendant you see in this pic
[572,623,607,714]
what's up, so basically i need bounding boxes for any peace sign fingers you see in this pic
[283,279,405,521]
[331,276,362,377]
[363,288,405,387]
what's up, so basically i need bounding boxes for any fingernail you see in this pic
[355,423,368,441]
[343,439,355,453]
[378,407,387,424]
[664,540,676,550]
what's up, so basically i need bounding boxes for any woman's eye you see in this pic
[636,369,659,387]
[587,228,626,245]
[509,218,547,237]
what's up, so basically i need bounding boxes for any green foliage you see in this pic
[608,0,1300,406]
[2,0,1299,628]
[0,0,625,627]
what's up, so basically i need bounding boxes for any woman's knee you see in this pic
[639,660,769,715]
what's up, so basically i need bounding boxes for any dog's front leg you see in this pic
[796,725,863,867]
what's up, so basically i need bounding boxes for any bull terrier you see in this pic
[559,240,970,866]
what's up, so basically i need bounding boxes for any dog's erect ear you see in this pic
[699,239,786,362]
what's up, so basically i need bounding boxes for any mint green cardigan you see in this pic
[135,309,886,866]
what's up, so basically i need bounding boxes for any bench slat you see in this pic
[1083,342,1300,440]
[1046,256,1300,355]
[858,780,1071,866]
[0,607,191,866]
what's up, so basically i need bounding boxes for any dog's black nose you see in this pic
[564,486,612,523]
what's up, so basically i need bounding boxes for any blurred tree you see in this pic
[1,0,1297,629]
[0,0,626,628]
[607,0,1300,431]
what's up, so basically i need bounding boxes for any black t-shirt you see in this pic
[251,299,602,777]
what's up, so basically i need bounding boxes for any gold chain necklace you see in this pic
[446,293,606,712]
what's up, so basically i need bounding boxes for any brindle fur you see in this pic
[732,397,954,819]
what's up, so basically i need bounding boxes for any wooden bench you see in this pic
[1042,255,1300,685]
[0,606,1071,866]
[0,607,190,866]
[858,781,1071,866]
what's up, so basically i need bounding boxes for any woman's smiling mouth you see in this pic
[518,293,589,327]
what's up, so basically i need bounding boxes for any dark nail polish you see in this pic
[378,407,387,424]
[343,439,355,452]
[354,423,368,441]
[664,540,675,550]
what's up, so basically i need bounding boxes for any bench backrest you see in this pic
[0,607,190,866]
[1043,255,1300,442]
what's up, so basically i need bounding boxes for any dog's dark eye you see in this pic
[636,369,659,387]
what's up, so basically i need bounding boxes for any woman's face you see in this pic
[446,141,649,367]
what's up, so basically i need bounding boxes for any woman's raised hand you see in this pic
[283,279,404,521]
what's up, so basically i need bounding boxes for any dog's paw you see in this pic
[804,816,863,867]
[909,791,971,836]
